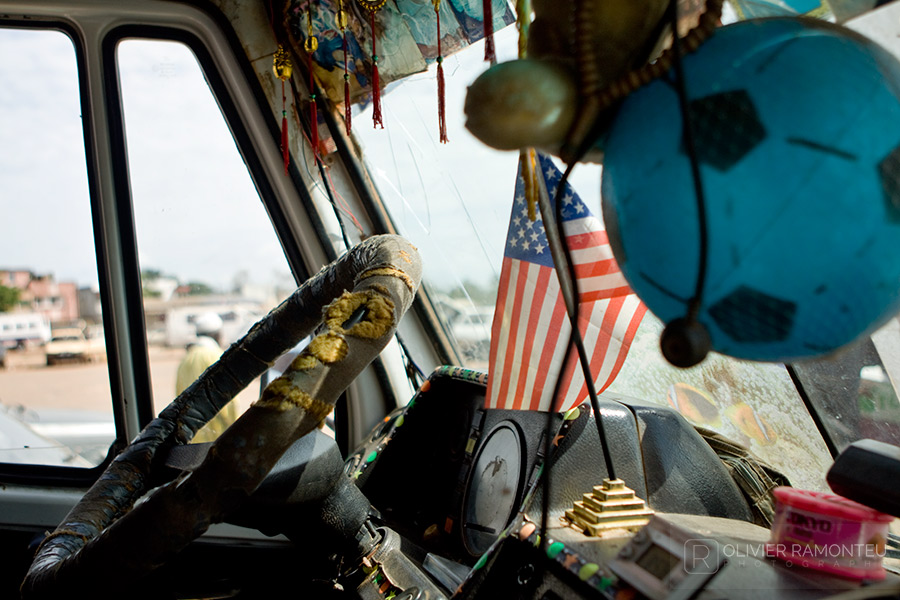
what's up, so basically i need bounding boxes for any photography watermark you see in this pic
[683,539,885,575]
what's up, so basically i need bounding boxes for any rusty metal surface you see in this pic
[21,234,422,599]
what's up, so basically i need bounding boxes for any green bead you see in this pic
[366,450,378,463]
[547,541,565,559]
[598,576,613,590]
[578,563,599,581]
[395,415,404,428]
[564,407,581,421]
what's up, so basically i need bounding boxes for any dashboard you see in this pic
[343,366,900,599]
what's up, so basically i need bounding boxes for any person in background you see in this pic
[176,312,240,443]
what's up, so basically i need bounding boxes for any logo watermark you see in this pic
[683,540,885,575]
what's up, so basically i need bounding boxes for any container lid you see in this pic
[772,487,894,523]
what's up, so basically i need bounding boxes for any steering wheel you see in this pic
[21,235,422,599]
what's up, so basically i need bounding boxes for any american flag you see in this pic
[485,152,647,412]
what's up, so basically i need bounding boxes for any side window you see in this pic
[116,39,294,438]
[0,28,114,467]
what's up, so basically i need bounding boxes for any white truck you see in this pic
[0,312,51,349]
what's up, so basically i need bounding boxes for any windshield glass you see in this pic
[351,20,900,492]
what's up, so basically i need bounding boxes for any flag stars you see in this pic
[492,153,646,414]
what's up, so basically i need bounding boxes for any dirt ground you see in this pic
[0,345,259,417]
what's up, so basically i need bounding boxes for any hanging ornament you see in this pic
[515,0,529,60]
[356,0,387,128]
[516,0,533,218]
[305,1,320,159]
[273,44,293,175]
[483,0,495,63]
[601,18,900,365]
[434,0,448,143]
[337,0,352,135]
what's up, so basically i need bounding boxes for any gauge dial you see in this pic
[462,424,523,556]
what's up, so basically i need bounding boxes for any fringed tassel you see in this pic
[343,36,352,135]
[436,0,448,143]
[304,3,320,159]
[308,53,319,160]
[437,61,448,143]
[273,45,293,176]
[281,80,290,175]
[370,10,383,128]
[483,0,495,63]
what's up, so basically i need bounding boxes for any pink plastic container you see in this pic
[766,487,893,580]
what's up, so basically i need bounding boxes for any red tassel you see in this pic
[310,99,319,158]
[438,62,448,143]
[343,36,352,136]
[281,116,289,175]
[371,11,383,129]
[281,80,289,175]
[483,0,495,63]
[436,3,448,143]
[308,53,319,160]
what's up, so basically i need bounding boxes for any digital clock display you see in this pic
[636,544,680,580]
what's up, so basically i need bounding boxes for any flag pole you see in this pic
[534,158,618,482]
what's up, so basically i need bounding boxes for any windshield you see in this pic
[352,19,900,493]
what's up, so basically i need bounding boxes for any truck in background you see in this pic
[0,312,51,349]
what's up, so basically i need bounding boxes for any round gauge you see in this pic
[462,424,523,556]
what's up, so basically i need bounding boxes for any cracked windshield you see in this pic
[2,13,900,494]
[352,22,900,492]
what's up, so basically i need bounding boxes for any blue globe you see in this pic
[601,17,900,363]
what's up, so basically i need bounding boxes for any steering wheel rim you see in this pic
[21,235,422,599]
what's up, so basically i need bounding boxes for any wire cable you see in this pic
[668,0,710,320]
[536,158,619,553]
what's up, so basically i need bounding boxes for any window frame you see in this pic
[0,0,450,486]
[0,20,118,485]
[0,16,321,483]
[101,23,315,427]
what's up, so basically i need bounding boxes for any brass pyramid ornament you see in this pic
[565,478,654,536]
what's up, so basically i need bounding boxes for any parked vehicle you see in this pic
[0,313,51,350]
[2,1,900,600]
[44,328,105,365]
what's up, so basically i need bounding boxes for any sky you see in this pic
[353,26,603,294]
[0,21,603,302]
[0,30,97,286]
[0,31,294,294]
[8,6,897,298]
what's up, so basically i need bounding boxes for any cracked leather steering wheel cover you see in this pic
[21,235,422,599]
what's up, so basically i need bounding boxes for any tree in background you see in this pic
[184,281,214,296]
[0,285,20,312]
